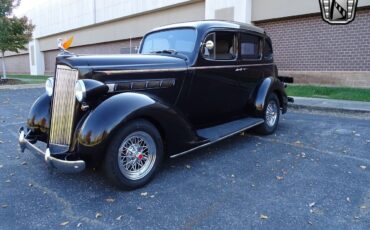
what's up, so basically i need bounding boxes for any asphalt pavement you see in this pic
[1,88,370,230]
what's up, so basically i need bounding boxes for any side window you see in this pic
[202,32,237,61]
[240,33,261,60]
[202,33,216,60]
[263,40,273,60]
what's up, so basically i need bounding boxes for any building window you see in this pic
[240,33,261,60]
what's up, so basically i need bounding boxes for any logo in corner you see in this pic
[319,0,358,24]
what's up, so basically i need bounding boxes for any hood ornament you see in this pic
[57,36,74,53]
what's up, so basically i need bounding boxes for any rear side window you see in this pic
[240,33,261,60]
[263,40,273,60]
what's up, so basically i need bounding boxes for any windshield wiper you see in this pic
[152,49,176,54]
[151,49,188,61]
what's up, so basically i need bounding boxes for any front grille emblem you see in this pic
[319,0,358,24]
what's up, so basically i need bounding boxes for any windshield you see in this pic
[140,28,197,58]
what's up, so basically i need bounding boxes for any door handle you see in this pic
[235,67,247,72]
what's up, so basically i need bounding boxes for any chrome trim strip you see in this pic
[95,63,274,75]
[106,78,176,92]
[190,63,273,70]
[106,83,116,93]
[96,68,187,75]
[170,120,264,159]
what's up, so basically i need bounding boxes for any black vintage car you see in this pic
[19,20,293,189]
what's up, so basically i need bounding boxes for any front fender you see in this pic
[78,93,154,147]
[255,77,287,112]
[77,92,199,158]
[27,93,51,134]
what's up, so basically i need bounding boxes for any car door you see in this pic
[236,32,265,112]
[183,30,243,127]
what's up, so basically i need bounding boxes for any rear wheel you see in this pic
[104,119,163,190]
[255,93,280,135]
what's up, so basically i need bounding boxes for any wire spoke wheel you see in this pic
[265,100,278,127]
[255,93,280,135]
[117,131,156,180]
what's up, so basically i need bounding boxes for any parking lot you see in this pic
[1,88,370,230]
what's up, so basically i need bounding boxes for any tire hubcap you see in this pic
[118,131,156,180]
[266,100,278,127]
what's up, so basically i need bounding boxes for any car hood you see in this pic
[56,54,187,73]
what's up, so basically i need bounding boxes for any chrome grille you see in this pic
[49,65,78,146]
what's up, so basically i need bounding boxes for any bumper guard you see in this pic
[18,127,86,173]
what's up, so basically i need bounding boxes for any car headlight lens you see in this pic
[45,77,54,96]
[75,80,86,102]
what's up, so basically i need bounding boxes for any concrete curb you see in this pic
[289,96,370,115]
[289,103,370,115]
[0,84,44,90]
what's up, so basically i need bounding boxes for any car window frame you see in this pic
[201,30,238,62]
[138,27,199,61]
[239,31,263,62]
[262,38,274,61]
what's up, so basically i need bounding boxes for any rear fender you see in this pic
[255,77,287,113]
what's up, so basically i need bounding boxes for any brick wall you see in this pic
[255,8,370,72]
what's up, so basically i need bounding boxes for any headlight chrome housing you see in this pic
[75,80,86,102]
[45,77,54,96]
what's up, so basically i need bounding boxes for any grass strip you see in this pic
[286,85,370,102]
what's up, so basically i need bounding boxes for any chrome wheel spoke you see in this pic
[117,131,157,180]
[266,100,278,127]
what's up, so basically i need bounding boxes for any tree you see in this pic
[0,0,34,79]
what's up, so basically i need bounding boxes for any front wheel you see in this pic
[255,93,280,135]
[104,119,164,190]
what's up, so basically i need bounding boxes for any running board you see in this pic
[196,117,264,142]
[170,117,263,158]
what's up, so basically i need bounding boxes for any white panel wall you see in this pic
[95,0,193,23]
[205,0,252,23]
[26,0,195,39]
[28,0,95,38]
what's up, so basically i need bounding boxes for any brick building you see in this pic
[255,4,370,88]
[2,0,370,87]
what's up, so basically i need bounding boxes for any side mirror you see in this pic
[205,40,214,50]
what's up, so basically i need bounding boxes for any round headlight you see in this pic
[75,80,86,102]
[45,77,54,96]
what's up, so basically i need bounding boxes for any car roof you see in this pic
[149,20,265,35]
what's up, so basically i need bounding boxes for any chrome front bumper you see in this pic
[18,128,86,173]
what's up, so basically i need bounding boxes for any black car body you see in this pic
[19,20,293,189]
